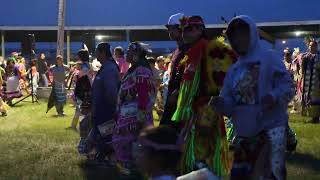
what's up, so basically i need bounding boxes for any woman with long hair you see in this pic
[112,42,156,174]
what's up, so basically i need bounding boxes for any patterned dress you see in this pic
[112,65,156,167]
[3,65,22,101]
[49,65,69,115]
[51,65,69,104]
[301,52,320,118]
[291,54,303,112]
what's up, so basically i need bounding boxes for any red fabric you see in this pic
[182,38,208,82]
[186,38,208,66]
[137,78,149,110]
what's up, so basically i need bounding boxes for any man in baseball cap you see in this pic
[161,13,189,128]
[165,13,185,41]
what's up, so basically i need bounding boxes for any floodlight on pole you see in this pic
[295,31,302,37]
[95,35,104,40]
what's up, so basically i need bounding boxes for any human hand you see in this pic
[159,84,164,90]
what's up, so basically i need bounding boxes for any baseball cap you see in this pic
[166,13,185,27]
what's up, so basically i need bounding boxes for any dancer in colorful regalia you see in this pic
[171,16,235,176]
[301,40,320,123]
[289,48,303,114]
[47,55,70,116]
[112,42,156,174]
[3,57,23,105]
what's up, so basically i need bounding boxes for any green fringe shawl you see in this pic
[171,69,200,122]
[171,67,231,176]
[181,120,231,176]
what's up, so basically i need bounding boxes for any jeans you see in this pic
[40,73,48,87]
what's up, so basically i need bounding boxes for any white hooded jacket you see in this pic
[218,15,294,137]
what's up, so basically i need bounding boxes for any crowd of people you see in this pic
[282,39,320,124]
[1,13,319,180]
[0,51,72,115]
[0,52,46,114]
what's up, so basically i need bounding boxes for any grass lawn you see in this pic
[0,99,319,180]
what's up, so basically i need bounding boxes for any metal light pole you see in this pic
[1,31,5,60]
[57,0,65,57]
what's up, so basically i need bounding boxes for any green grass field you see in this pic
[0,100,319,180]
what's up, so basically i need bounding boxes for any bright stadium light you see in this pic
[282,40,286,44]
[295,31,302,37]
[95,35,104,40]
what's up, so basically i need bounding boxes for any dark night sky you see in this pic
[0,0,319,26]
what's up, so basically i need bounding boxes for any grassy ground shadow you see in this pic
[287,152,320,172]
[79,161,143,180]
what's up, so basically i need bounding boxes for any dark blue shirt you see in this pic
[91,60,120,127]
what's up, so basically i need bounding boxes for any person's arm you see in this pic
[64,65,71,81]
[49,65,54,71]
[120,60,129,75]
[119,62,125,75]
[64,65,71,73]
[269,68,295,106]
[260,52,294,108]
